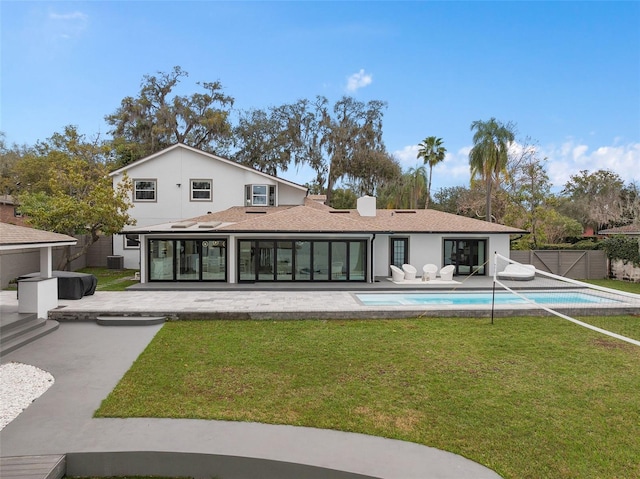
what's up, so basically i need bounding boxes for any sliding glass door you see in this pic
[238,239,367,282]
[443,239,487,276]
[148,238,226,281]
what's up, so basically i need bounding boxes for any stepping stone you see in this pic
[96,316,166,326]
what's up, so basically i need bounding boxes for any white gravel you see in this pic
[0,361,54,431]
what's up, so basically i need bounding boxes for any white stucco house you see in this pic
[109,143,308,270]
[112,144,526,284]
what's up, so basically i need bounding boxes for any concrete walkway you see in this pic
[0,290,502,478]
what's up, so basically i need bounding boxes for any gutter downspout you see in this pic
[370,234,376,283]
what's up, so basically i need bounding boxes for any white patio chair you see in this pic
[422,264,438,281]
[390,265,405,282]
[402,264,417,280]
[439,264,455,281]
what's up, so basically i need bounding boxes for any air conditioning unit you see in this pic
[107,255,124,269]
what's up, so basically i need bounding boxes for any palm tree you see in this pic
[416,136,446,209]
[469,118,515,222]
[405,165,427,209]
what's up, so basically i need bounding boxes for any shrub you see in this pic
[601,236,640,267]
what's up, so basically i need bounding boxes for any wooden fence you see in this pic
[510,250,607,280]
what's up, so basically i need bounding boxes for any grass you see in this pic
[3,267,138,291]
[96,315,640,479]
[77,267,139,291]
[585,278,640,295]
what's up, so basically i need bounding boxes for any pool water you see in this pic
[356,291,620,306]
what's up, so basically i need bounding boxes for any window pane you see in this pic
[313,242,329,280]
[149,240,173,280]
[252,185,267,205]
[177,240,199,280]
[191,180,212,200]
[294,241,311,280]
[135,180,156,201]
[349,241,366,280]
[203,239,226,281]
[475,241,486,275]
[444,240,455,267]
[331,242,347,280]
[258,241,274,280]
[391,238,406,267]
[276,241,293,280]
[125,234,140,248]
[136,190,155,200]
[239,240,254,281]
[268,185,276,206]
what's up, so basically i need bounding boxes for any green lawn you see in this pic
[96,316,640,479]
[77,267,138,291]
[585,278,640,295]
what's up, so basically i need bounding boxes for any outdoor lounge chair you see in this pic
[402,264,417,280]
[390,265,405,282]
[439,265,455,281]
[497,263,535,281]
[422,264,438,281]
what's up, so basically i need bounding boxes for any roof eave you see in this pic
[0,240,78,251]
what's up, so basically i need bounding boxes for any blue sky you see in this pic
[2,1,639,192]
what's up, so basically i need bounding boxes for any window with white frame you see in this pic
[134,179,156,202]
[124,234,140,249]
[190,179,212,201]
[245,184,276,206]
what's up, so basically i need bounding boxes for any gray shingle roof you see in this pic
[126,203,526,235]
[0,222,77,248]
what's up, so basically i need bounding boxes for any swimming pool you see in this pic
[355,291,621,306]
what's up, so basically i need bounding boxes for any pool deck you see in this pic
[32,276,640,321]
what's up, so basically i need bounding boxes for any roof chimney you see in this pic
[357,195,377,217]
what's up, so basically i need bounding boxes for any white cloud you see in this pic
[543,140,640,189]
[49,11,88,21]
[346,69,372,92]
[393,144,471,190]
[47,9,88,39]
[393,139,640,192]
[393,144,419,165]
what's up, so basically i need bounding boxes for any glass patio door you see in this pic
[176,240,200,281]
[444,239,486,276]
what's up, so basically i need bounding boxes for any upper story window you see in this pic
[245,184,276,206]
[124,234,140,249]
[134,179,156,202]
[191,179,212,201]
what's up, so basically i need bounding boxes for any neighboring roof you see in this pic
[0,194,16,205]
[598,224,640,236]
[107,143,307,192]
[0,222,77,250]
[122,203,526,235]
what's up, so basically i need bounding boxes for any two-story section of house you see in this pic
[109,143,308,269]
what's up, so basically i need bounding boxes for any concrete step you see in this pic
[0,320,59,357]
[0,455,65,479]
[96,315,166,326]
[1,317,48,345]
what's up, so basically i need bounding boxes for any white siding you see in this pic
[373,233,511,278]
[111,145,307,269]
